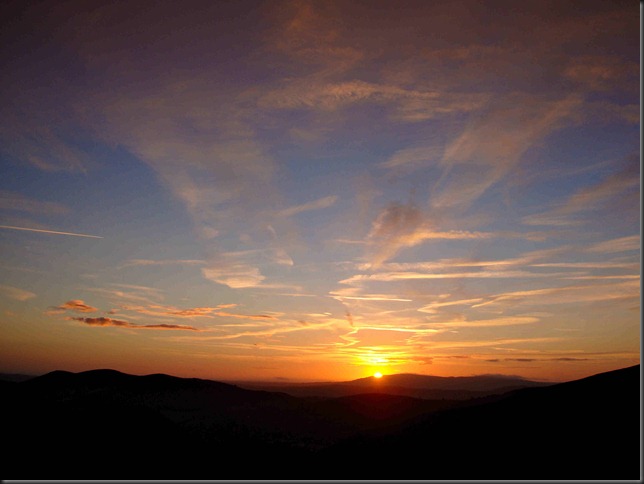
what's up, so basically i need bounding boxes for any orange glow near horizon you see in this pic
[0,0,638,386]
[374,372,383,378]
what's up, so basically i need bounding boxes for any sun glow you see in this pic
[374,371,383,378]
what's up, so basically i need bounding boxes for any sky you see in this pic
[0,0,639,383]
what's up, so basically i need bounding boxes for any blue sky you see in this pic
[0,0,639,382]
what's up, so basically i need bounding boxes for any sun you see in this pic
[374,371,383,378]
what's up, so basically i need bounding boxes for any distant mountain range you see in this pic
[0,372,36,382]
[230,372,552,400]
[3,365,639,479]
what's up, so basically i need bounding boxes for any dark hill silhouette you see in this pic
[320,364,641,479]
[3,365,639,479]
[0,372,36,382]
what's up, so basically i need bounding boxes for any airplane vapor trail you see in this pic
[0,225,103,239]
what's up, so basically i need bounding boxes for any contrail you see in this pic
[0,225,103,239]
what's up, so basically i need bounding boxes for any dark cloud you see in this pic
[345,310,354,327]
[71,317,199,331]
[551,357,590,362]
[366,201,423,267]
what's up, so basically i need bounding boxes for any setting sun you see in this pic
[374,372,383,378]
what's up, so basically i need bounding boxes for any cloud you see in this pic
[471,280,640,309]
[53,300,98,313]
[277,195,338,217]
[0,285,36,301]
[329,288,412,302]
[202,263,265,289]
[586,235,639,254]
[522,161,639,226]
[86,284,165,305]
[363,201,548,267]
[488,357,590,363]
[358,246,572,272]
[0,191,69,215]
[421,337,563,350]
[214,311,278,321]
[119,259,205,268]
[431,94,581,209]
[166,307,220,317]
[426,316,541,329]
[345,311,354,328]
[70,317,199,331]
[380,146,443,170]
[365,201,423,268]
[340,269,561,285]
[119,303,275,321]
[531,262,638,269]
[416,278,640,317]
[200,246,299,288]
[563,55,639,92]
[1,99,92,173]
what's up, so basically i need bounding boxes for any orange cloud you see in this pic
[214,311,277,321]
[0,285,36,301]
[55,300,98,313]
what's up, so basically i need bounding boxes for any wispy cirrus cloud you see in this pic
[277,195,338,217]
[201,261,266,289]
[0,191,69,215]
[0,285,36,301]
[119,259,205,269]
[586,235,640,254]
[363,200,547,268]
[340,269,568,285]
[85,284,165,305]
[415,279,640,317]
[425,316,541,329]
[471,279,640,310]
[356,246,572,272]
[121,303,277,322]
[365,201,423,268]
[522,159,639,226]
[431,94,582,210]
[380,146,443,170]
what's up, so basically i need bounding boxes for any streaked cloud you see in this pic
[0,285,36,301]
[365,201,423,268]
[522,160,639,226]
[426,316,541,329]
[586,235,639,254]
[380,146,443,170]
[70,316,199,331]
[202,262,265,289]
[431,94,582,210]
[119,259,205,268]
[277,195,338,217]
[0,191,69,215]
[340,270,564,285]
[471,280,640,309]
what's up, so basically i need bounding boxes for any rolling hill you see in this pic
[2,365,639,479]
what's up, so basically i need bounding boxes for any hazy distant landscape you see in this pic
[3,365,639,479]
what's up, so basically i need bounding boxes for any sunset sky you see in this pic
[0,0,639,382]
